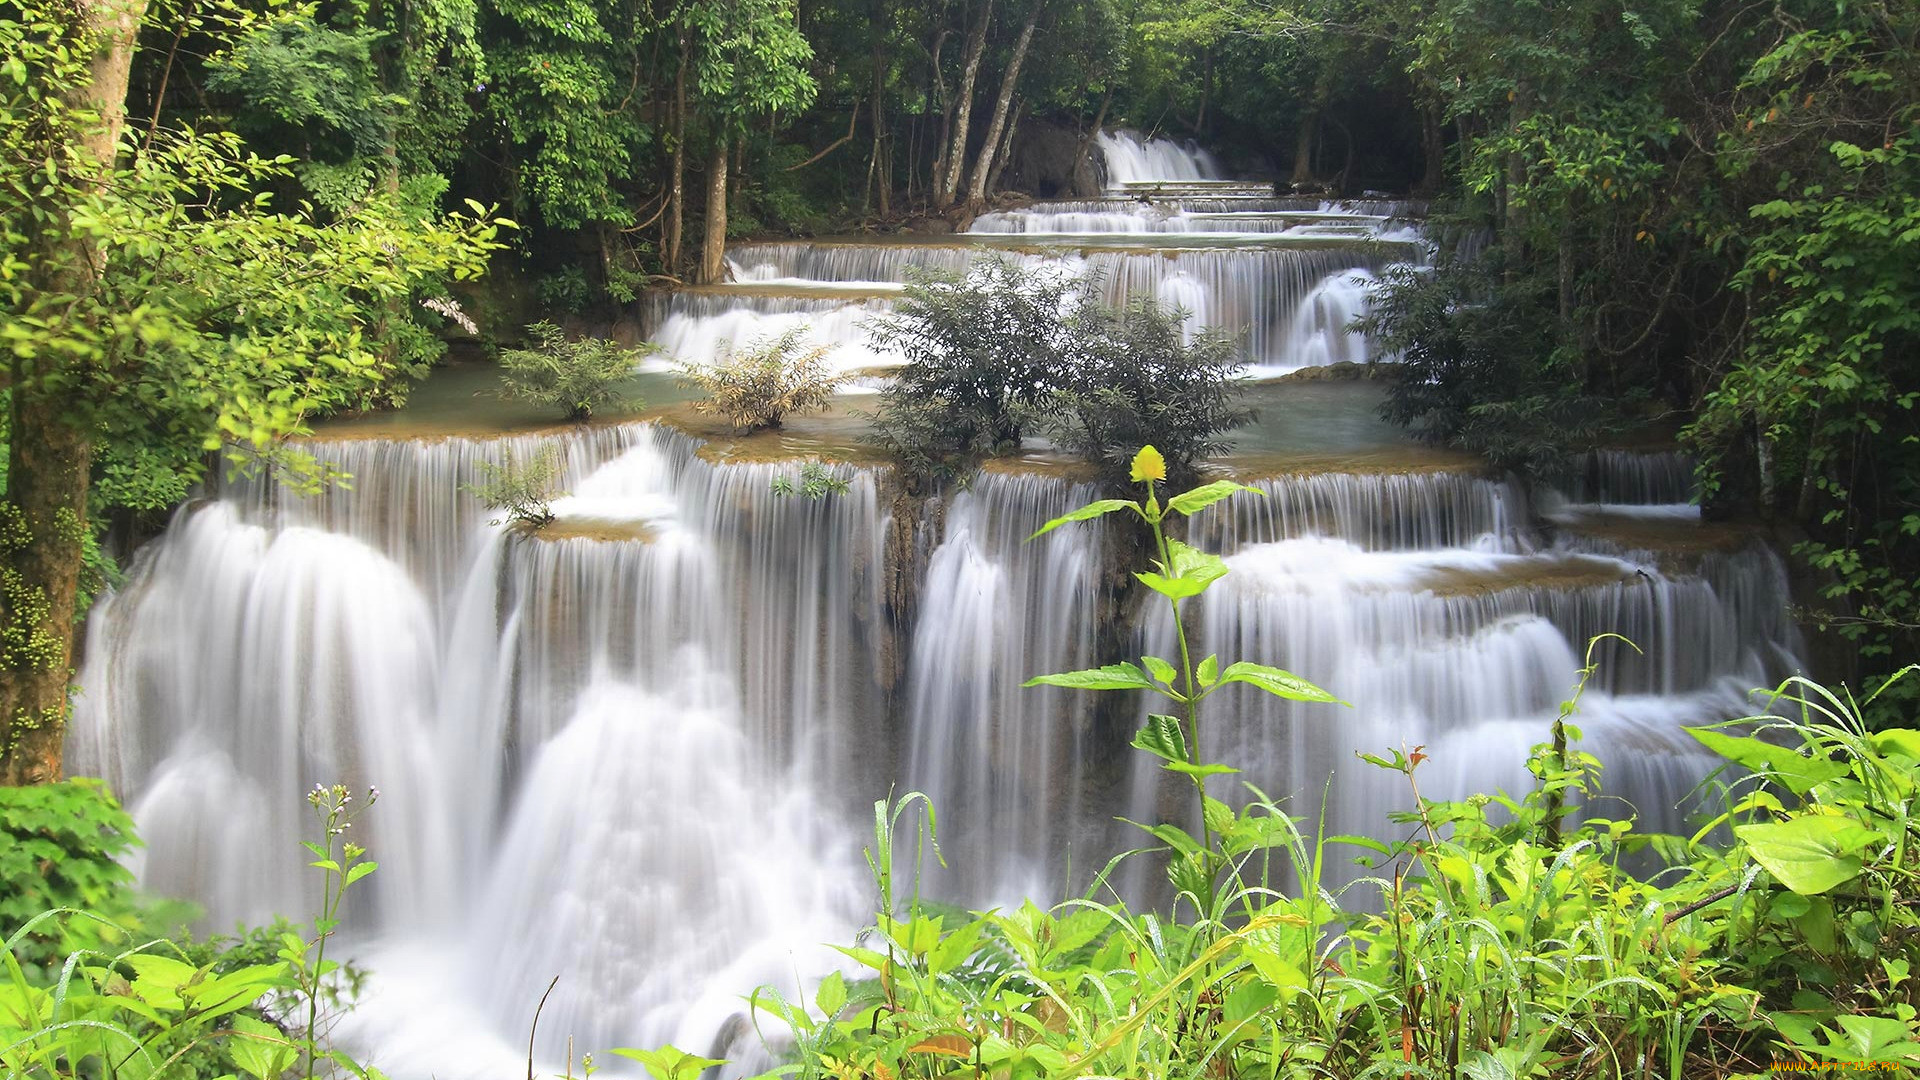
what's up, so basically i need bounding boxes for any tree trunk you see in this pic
[1070,85,1111,195]
[666,37,688,272]
[985,100,1023,195]
[699,139,730,284]
[1417,103,1445,194]
[1288,110,1318,187]
[1,0,147,786]
[963,6,1037,208]
[935,0,994,209]
[869,0,890,218]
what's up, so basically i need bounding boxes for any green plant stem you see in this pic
[1146,478,1216,913]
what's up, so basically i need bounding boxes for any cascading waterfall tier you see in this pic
[72,424,889,1077]
[639,134,1425,380]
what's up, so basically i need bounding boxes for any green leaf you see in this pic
[1166,480,1261,517]
[1164,539,1229,591]
[814,971,846,1017]
[1131,715,1188,763]
[1735,815,1881,894]
[344,860,378,886]
[1196,654,1219,687]
[609,1045,728,1080]
[1024,661,1154,692]
[1689,728,1847,794]
[1140,655,1177,687]
[228,1015,297,1080]
[1136,570,1206,599]
[1029,499,1136,540]
[1215,662,1344,704]
[1165,761,1239,780]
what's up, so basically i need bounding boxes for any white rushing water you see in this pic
[640,135,1422,379]
[68,133,1804,1078]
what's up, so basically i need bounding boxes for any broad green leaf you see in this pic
[928,916,989,975]
[878,913,943,956]
[609,1045,728,1080]
[1196,654,1219,687]
[1165,761,1239,780]
[1735,815,1881,894]
[1024,661,1154,692]
[1688,728,1847,794]
[1870,728,1920,763]
[1136,571,1206,599]
[814,971,846,1017]
[1028,499,1136,540]
[828,944,887,971]
[1216,662,1344,703]
[1140,655,1178,687]
[228,1015,297,1080]
[1130,445,1166,482]
[1164,538,1229,591]
[1166,480,1261,517]
[1830,1014,1920,1062]
[344,860,378,886]
[1131,715,1188,763]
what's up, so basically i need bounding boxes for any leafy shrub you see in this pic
[535,267,594,314]
[1363,258,1634,475]
[867,258,1080,485]
[678,328,849,432]
[497,321,648,421]
[870,261,1252,489]
[1043,299,1252,490]
[0,779,137,973]
[771,461,851,499]
[466,445,563,527]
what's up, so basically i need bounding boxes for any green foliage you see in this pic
[1364,256,1635,475]
[466,445,564,528]
[1042,299,1251,489]
[678,329,849,432]
[207,17,400,164]
[868,259,1081,484]
[771,461,851,500]
[760,657,1920,1080]
[0,783,385,1080]
[870,261,1251,488]
[495,321,648,421]
[0,780,137,974]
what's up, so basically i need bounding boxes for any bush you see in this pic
[466,445,563,527]
[496,321,648,421]
[867,258,1080,484]
[1363,257,1633,476]
[678,328,849,432]
[0,779,137,973]
[869,260,1252,489]
[1044,298,1252,490]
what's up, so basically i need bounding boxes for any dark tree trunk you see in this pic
[1070,85,1112,195]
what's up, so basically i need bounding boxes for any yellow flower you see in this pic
[1130,445,1166,483]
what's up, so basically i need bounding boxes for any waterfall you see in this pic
[66,134,1805,1080]
[1095,129,1225,186]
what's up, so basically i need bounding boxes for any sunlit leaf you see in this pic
[1028,499,1137,540]
[1216,662,1344,703]
[1023,661,1155,691]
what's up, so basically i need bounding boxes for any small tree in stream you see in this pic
[497,322,649,421]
